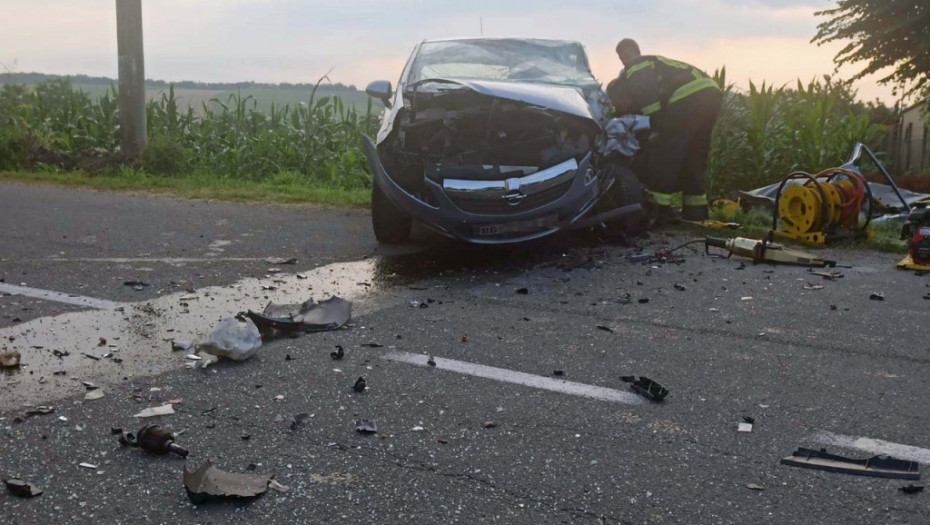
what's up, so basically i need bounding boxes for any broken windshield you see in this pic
[409,39,595,85]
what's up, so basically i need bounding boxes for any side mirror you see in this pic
[365,80,393,108]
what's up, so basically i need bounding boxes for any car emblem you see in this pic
[502,190,526,206]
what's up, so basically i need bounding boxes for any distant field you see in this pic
[71,83,381,115]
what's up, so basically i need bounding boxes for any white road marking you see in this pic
[0,283,122,310]
[810,431,930,464]
[382,351,643,405]
[46,257,278,264]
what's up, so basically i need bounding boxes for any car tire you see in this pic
[371,182,412,244]
[604,164,647,237]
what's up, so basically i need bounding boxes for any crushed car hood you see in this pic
[414,78,600,122]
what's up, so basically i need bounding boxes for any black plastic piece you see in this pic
[781,447,920,480]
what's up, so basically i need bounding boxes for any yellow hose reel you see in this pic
[771,169,871,246]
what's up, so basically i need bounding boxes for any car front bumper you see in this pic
[362,135,601,244]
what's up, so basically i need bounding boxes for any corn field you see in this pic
[0,76,892,196]
[0,78,378,190]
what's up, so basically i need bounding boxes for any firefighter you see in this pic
[606,38,722,222]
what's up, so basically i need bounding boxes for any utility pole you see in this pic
[115,0,147,162]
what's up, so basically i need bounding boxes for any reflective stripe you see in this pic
[683,194,709,207]
[655,56,691,70]
[642,101,662,115]
[669,77,719,105]
[651,191,676,206]
[625,61,654,78]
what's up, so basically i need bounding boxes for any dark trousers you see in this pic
[644,88,722,215]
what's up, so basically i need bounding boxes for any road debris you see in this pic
[674,283,687,291]
[352,376,368,393]
[744,483,765,491]
[84,389,105,401]
[264,257,298,265]
[268,480,290,493]
[482,420,498,429]
[123,280,149,290]
[427,355,436,367]
[552,370,565,377]
[596,325,614,333]
[245,296,351,336]
[197,315,262,361]
[23,406,54,418]
[622,375,669,402]
[361,342,383,348]
[803,283,824,290]
[738,421,753,433]
[515,287,529,295]
[290,413,310,431]
[183,460,273,504]
[171,340,193,352]
[0,351,21,368]
[869,292,885,301]
[119,425,189,457]
[780,447,920,480]
[133,403,176,418]
[330,345,345,360]
[4,478,43,498]
[810,270,844,280]
[78,463,98,469]
[900,485,925,495]
[355,419,378,434]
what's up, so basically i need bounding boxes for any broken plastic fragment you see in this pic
[133,403,176,418]
[738,422,753,433]
[780,447,920,479]
[4,478,43,498]
[78,463,98,469]
[0,351,21,368]
[744,483,765,491]
[627,376,669,401]
[197,316,262,362]
[119,425,189,457]
[84,390,105,401]
[352,377,367,393]
[183,460,273,504]
[870,292,885,301]
[268,480,290,493]
[264,257,298,265]
[330,345,345,360]
[245,297,352,336]
[24,406,54,418]
[355,420,377,434]
[171,340,193,352]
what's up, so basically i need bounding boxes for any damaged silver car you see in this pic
[363,38,646,244]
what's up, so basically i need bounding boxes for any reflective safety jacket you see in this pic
[608,55,719,117]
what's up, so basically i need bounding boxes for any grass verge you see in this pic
[0,169,371,208]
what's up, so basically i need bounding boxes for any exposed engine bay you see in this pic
[378,83,602,200]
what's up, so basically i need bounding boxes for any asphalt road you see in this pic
[1,181,929,524]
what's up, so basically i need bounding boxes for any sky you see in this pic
[0,0,898,103]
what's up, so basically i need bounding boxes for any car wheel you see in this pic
[371,182,412,244]
[603,164,647,237]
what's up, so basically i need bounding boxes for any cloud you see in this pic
[0,0,895,102]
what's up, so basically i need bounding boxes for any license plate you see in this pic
[474,214,558,236]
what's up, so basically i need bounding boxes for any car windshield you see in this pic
[410,39,595,85]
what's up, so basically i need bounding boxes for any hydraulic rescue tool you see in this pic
[705,235,837,268]
[897,202,930,272]
[769,143,910,246]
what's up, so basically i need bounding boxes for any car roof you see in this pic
[420,37,584,47]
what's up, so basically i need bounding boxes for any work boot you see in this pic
[682,205,709,222]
